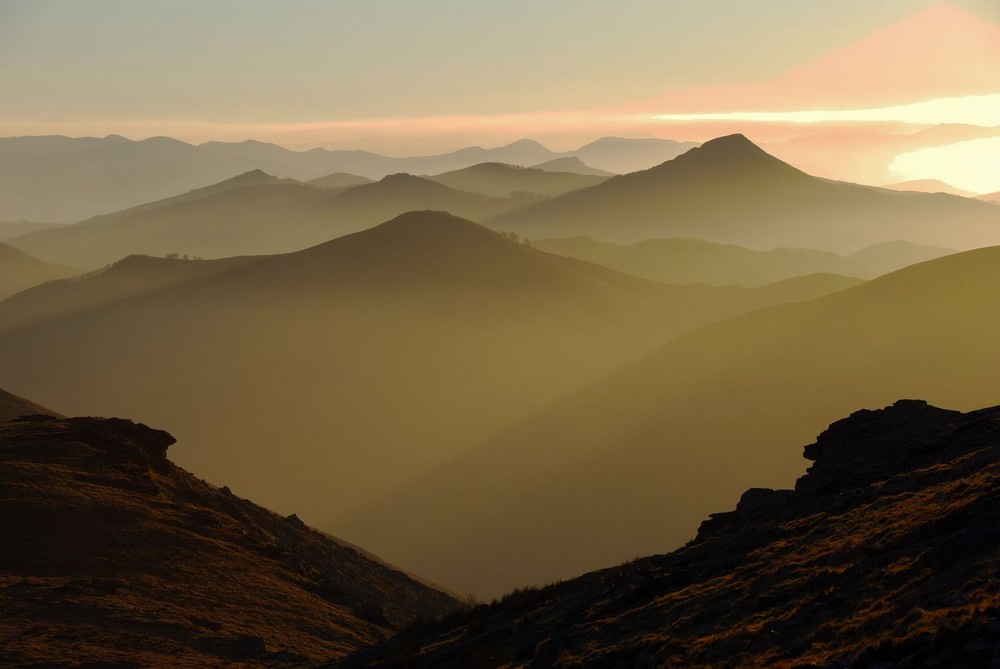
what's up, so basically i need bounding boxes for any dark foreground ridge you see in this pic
[0,415,459,667]
[328,400,1000,668]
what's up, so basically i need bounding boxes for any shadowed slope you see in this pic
[491,134,1000,251]
[329,400,1000,669]
[0,243,80,300]
[427,163,607,198]
[340,246,1000,595]
[0,414,458,667]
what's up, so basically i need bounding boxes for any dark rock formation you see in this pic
[326,400,1000,668]
[0,415,459,667]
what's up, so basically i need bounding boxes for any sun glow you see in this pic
[654,95,1000,127]
[889,136,1000,195]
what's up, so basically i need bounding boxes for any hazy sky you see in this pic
[0,1,998,188]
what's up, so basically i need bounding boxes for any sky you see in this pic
[1,0,998,190]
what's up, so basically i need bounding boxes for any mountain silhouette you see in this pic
[532,235,871,286]
[0,220,65,243]
[0,211,864,579]
[846,239,956,276]
[427,162,607,198]
[490,134,1000,251]
[0,412,457,666]
[7,172,533,268]
[529,156,614,176]
[570,136,699,174]
[330,400,1000,668]
[0,134,708,223]
[885,178,979,198]
[339,244,1000,595]
[308,172,374,189]
[0,243,80,300]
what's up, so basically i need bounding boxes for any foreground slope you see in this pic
[0,414,458,667]
[0,243,80,300]
[331,400,1000,669]
[491,134,1000,251]
[341,246,1000,595]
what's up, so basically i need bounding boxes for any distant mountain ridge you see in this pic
[0,134,697,222]
[0,243,80,300]
[490,134,1000,252]
[7,172,532,268]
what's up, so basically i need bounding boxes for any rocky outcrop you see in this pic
[0,415,459,668]
[328,400,1000,668]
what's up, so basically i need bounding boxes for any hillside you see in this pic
[530,156,614,177]
[490,134,1000,252]
[0,221,65,242]
[0,211,864,592]
[532,236,870,286]
[337,245,1000,596]
[427,163,607,198]
[885,178,980,197]
[570,137,700,174]
[846,239,956,275]
[309,172,374,189]
[8,173,531,269]
[330,400,1000,668]
[0,387,60,421]
[0,243,80,300]
[0,413,458,667]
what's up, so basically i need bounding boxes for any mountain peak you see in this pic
[657,133,804,177]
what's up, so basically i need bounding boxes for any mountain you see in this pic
[337,245,1000,596]
[0,211,864,592]
[490,134,1000,252]
[532,236,870,286]
[530,156,614,177]
[0,254,261,334]
[427,162,608,199]
[846,239,956,276]
[0,386,60,421]
[7,173,531,268]
[0,413,458,667]
[0,243,80,300]
[979,191,1000,205]
[885,178,980,198]
[1,134,708,223]
[570,137,700,174]
[0,220,66,242]
[330,400,1000,669]
[309,172,374,189]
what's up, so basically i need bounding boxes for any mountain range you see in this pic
[0,409,457,667]
[0,134,695,222]
[336,243,1000,595]
[7,171,530,268]
[0,211,865,586]
[490,134,1000,252]
[0,243,80,300]
[329,400,1000,668]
